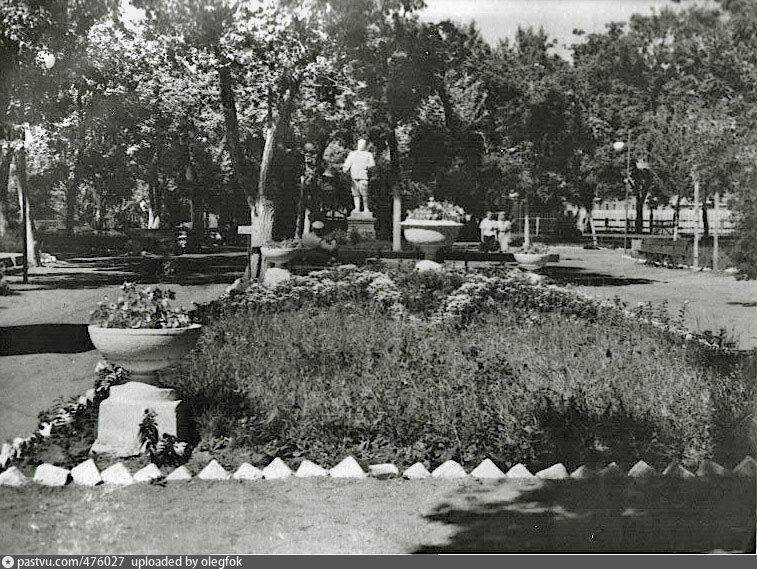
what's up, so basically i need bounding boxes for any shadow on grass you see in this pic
[541,265,657,287]
[415,478,756,553]
[728,302,757,308]
[0,323,95,355]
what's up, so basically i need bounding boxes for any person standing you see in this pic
[496,212,512,252]
[479,211,497,252]
[342,139,375,215]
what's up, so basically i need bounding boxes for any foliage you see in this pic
[139,409,187,467]
[0,269,11,295]
[405,198,466,223]
[89,282,192,328]
[517,242,550,255]
[263,238,301,249]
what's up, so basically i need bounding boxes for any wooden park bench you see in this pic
[638,238,690,265]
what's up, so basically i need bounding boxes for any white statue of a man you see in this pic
[342,139,375,215]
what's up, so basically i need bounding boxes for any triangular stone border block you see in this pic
[470,458,506,479]
[330,456,366,478]
[696,459,729,477]
[570,465,595,479]
[71,459,102,486]
[536,463,569,480]
[368,463,399,479]
[628,460,656,479]
[296,459,329,478]
[33,463,70,487]
[431,460,467,479]
[198,459,230,481]
[598,462,625,478]
[233,463,263,481]
[506,463,535,479]
[0,466,29,487]
[165,466,192,481]
[403,462,431,479]
[662,461,695,479]
[733,456,756,477]
[101,462,134,485]
[133,463,163,483]
[262,457,293,480]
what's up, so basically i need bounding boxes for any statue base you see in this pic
[347,211,376,240]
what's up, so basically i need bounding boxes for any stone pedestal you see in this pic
[347,211,376,240]
[91,382,191,457]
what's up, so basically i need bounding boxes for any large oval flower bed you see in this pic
[8,265,756,476]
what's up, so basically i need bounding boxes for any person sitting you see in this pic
[299,220,338,265]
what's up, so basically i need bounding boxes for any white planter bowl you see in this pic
[513,252,548,271]
[88,324,202,384]
[401,219,463,260]
[260,246,299,267]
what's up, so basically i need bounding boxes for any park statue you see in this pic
[342,139,375,216]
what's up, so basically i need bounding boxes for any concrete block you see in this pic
[133,463,163,482]
[101,462,134,485]
[165,466,192,481]
[33,463,70,487]
[0,466,29,487]
[232,463,264,481]
[296,459,329,478]
[536,463,569,480]
[598,462,625,478]
[570,465,595,479]
[628,460,656,479]
[71,459,102,486]
[368,463,399,479]
[696,459,729,477]
[330,456,366,478]
[403,463,431,479]
[506,463,535,479]
[198,459,230,481]
[431,460,467,479]
[733,456,756,478]
[263,457,293,480]
[662,461,695,479]
[470,458,506,479]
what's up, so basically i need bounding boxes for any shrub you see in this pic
[90,282,192,328]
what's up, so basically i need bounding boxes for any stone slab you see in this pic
[598,462,625,478]
[368,463,399,479]
[263,458,293,480]
[296,460,329,478]
[570,465,595,479]
[696,459,729,477]
[403,463,431,479]
[101,462,134,485]
[0,466,29,487]
[165,466,192,481]
[506,464,535,479]
[662,461,695,479]
[733,456,756,477]
[536,463,569,480]
[233,463,264,481]
[71,459,102,486]
[198,459,230,481]
[628,460,656,479]
[134,463,163,482]
[34,463,70,487]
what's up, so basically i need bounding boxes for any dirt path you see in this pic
[546,247,757,350]
[0,261,231,442]
[0,477,753,553]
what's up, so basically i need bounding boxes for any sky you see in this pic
[419,0,717,57]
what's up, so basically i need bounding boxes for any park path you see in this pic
[547,246,757,350]
[0,261,231,442]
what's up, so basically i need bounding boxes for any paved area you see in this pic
[546,247,757,350]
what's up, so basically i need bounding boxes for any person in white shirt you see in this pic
[342,139,375,214]
[496,212,513,252]
[479,211,498,252]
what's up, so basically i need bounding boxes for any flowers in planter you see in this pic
[263,237,301,249]
[89,282,192,329]
[406,198,466,223]
[518,242,550,254]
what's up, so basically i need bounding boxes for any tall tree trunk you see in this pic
[0,144,12,237]
[649,204,655,234]
[672,194,681,241]
[14,147,38,267]
[634,191,647,234]
[65,171,78,235]
[701,195,709,237]
[217,63,257,215]
[258,81,300,202]
[387,116,403,251]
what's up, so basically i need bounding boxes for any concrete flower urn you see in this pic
[260,246,299,268]
[401,219,463,261]
[513,252,548,271]
[88,324,202,457]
